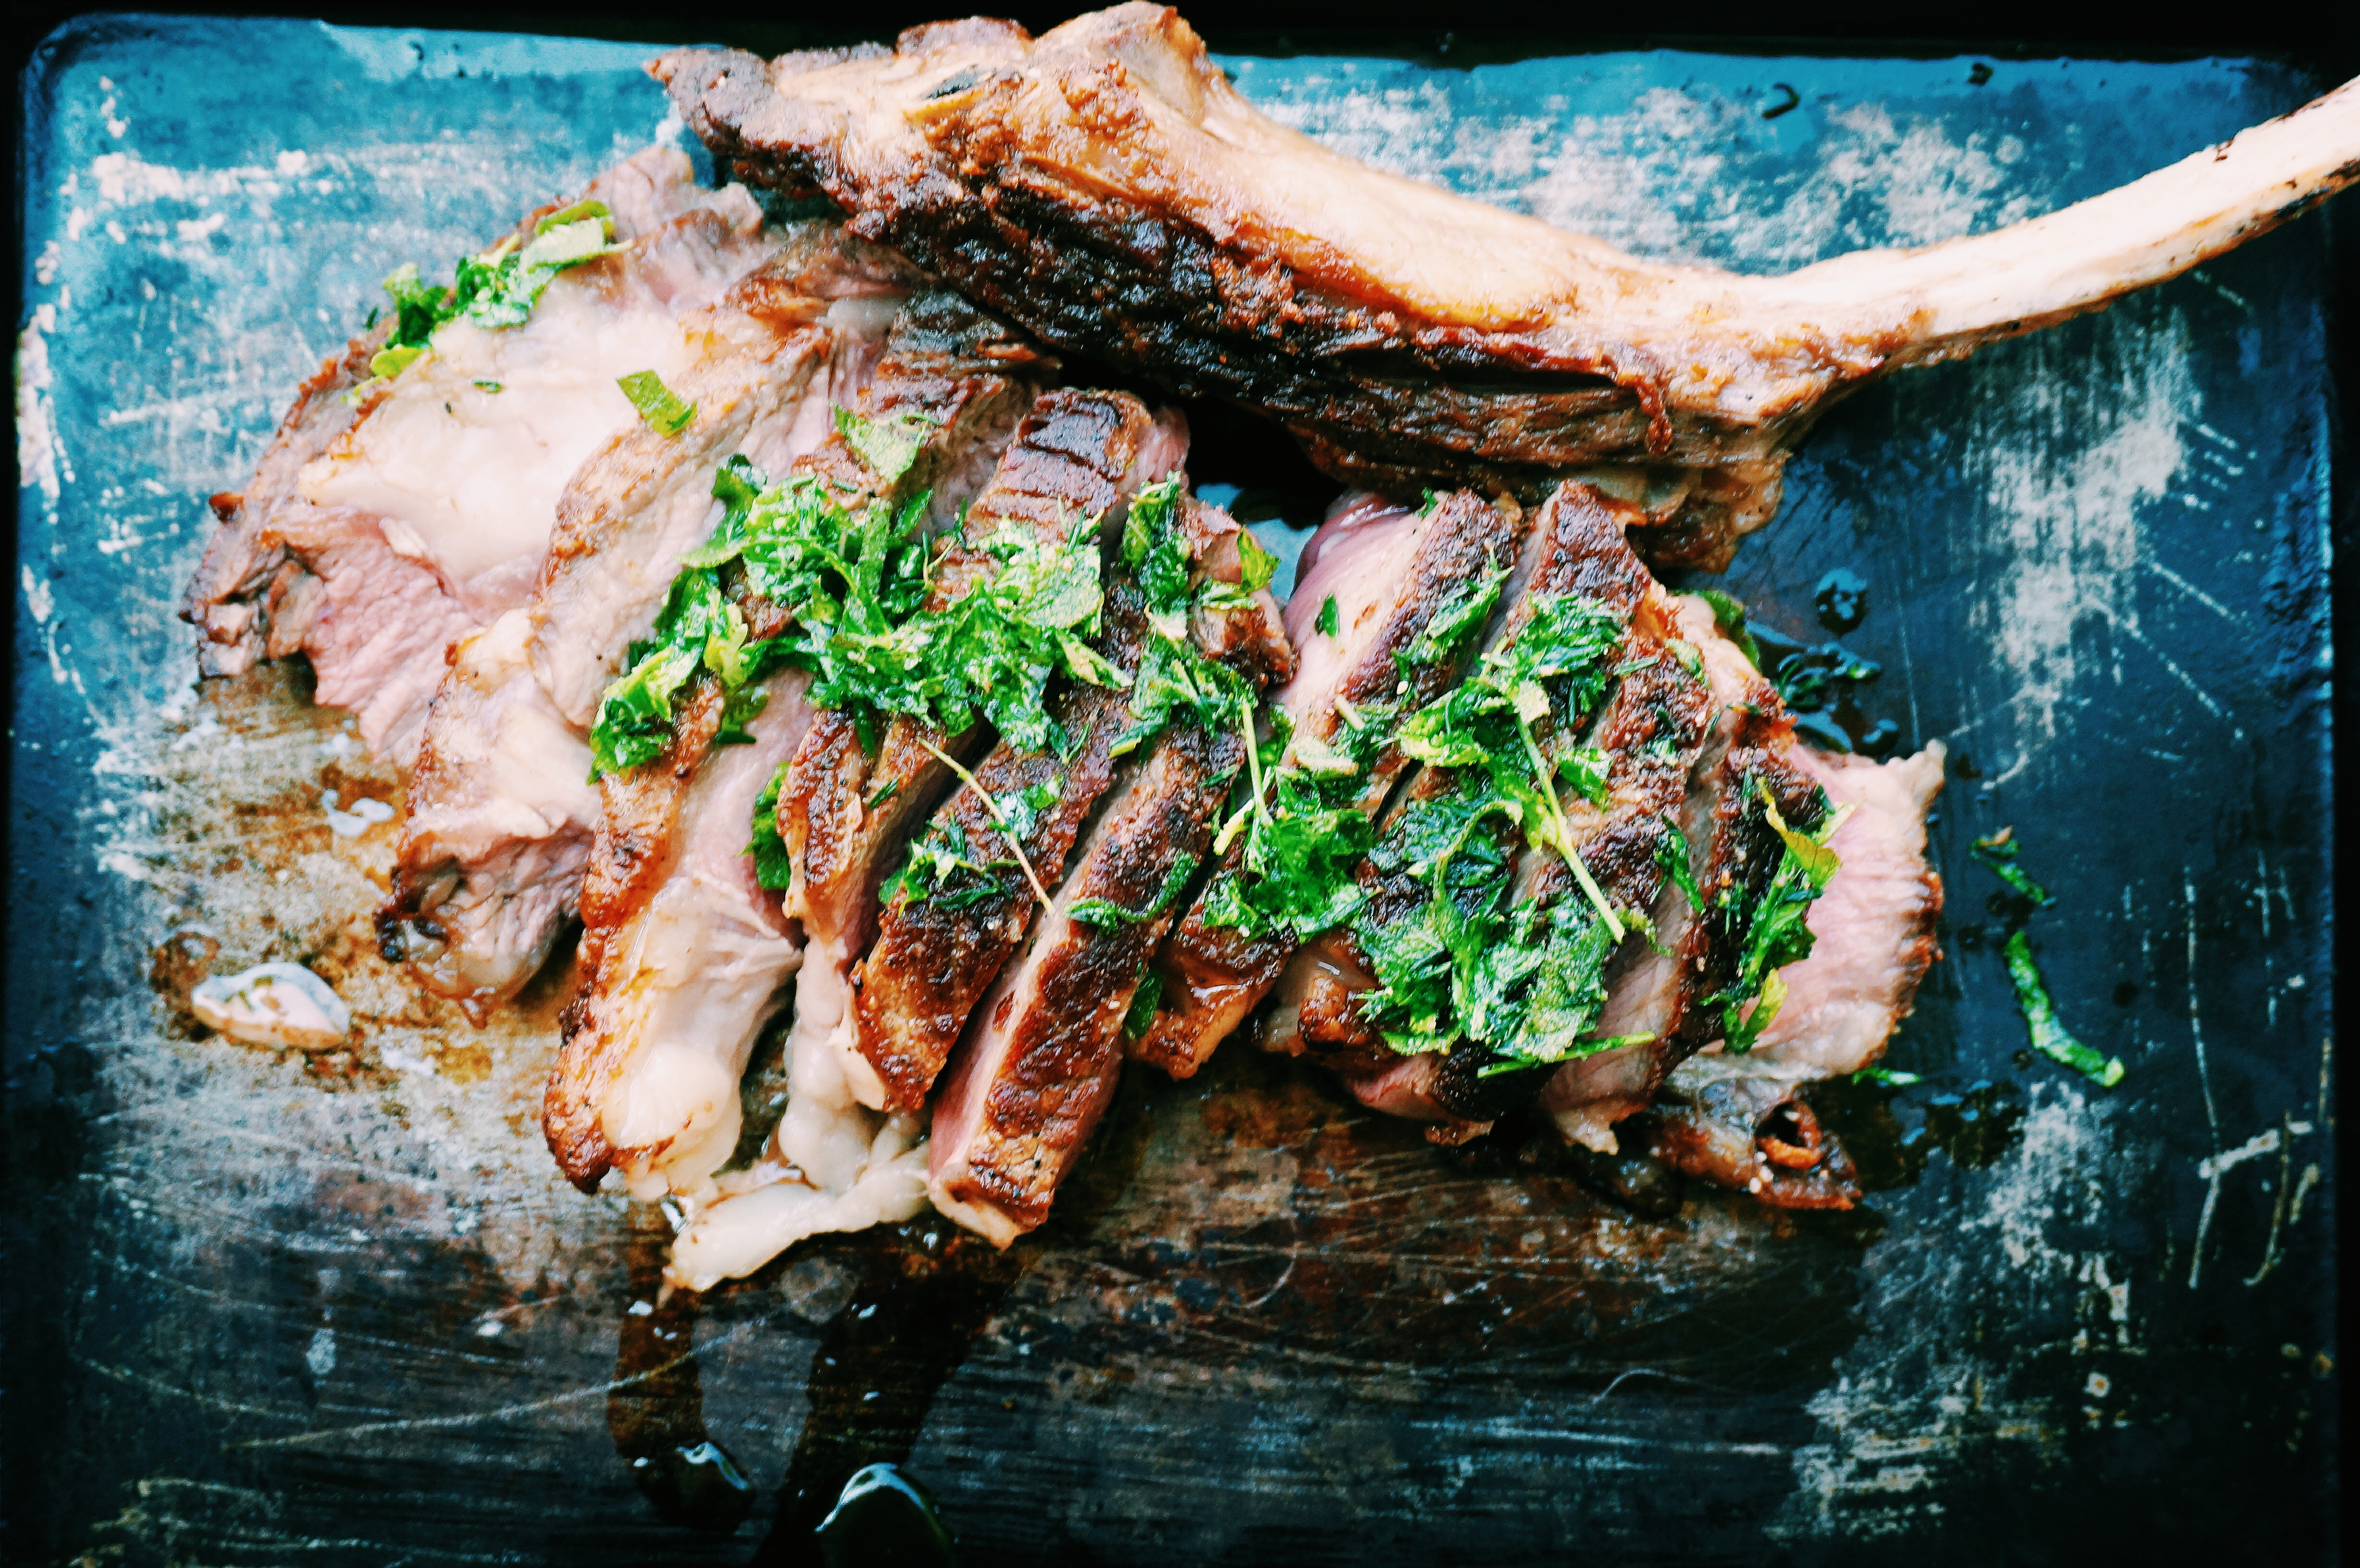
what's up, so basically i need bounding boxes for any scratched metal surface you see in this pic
[6,16,2339,1565]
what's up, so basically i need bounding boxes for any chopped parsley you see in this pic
[356,199,624,397]
[1696,588,1761,668]
[1340,590,1640,1071]
[1708,780,1852,1053]
[617,369,696,435]
[591,441,1120,778]
[589,564,773,776]
[1121,971,1164,1040]
[1196,564,1517,948]
[2004,931,2125,1087]
[833,406,936,482]
[749,761,793,891]
[1110,480,1258,757]
[1316,594,1340,637]
[1069,852,1200,928]
[1851,1065,1922,1086]
[1394,591,1627,934]
[1971,827,2054,905]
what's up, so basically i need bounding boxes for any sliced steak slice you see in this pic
[544,672,816,1200]
[380,235,898,1007]
[1546,735,1829,1153]
[1542,593,1785,1150]
[851,394,1191,1113]
[1126,489,1527,1079]
[1271,482,1710,1132]
[768,391,1186,1181]
[543,298,1049,1197]
[184,147,784,762]
[1636,740,1946,1208]
[928,524,1291,1247]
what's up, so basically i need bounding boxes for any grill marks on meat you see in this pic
[656,394,1221,1285]
[852,392,1188,1113]
[1126,489,1527,1080]
[542,291,1051,1197]
[184,147,783,763]
[657,8,2360,569]
[928,493,1292,1248]
[380,231,906,1009]
[774,389,1166,1141]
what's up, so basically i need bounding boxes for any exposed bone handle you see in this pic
[1751,74,2360,357]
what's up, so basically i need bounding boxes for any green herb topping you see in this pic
[2004,931,2125,1087]
[1069,852,1200,928]
[591,439,1121,779]
[357,199,624,396]
[748,761,793,892]
[1315,594,1340,637]
[1971,827,2054,905]
[1706,780,1852,1054]
[618,369,697,435]
[1121,970,1165,1040]
[1850,1065,1922,1086]
[1110,480,1259,756]
[1336,590,1647,1072]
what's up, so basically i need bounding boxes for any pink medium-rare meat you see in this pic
[544,292,1051,1195]
[1126,489,1528,1080]
[547,671,818,1204]
[1630,739,1948,1205]
[852,392,1191,1114]
[184,147,786,762]
[379,230,915,1010]
[657,7,2360,567]
[1543,595,1787,1151]
[1743,743,1947,1075]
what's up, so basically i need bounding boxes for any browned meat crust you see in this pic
[852,391,1181,1112]
[544,681,726,1188]
[542,292,1051,1189]
[930,712,1244,1242]
[1127,489,1527,1079]
[651,10,1913,570]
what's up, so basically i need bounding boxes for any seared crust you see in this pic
[652,8,1922,567]
[1127,489,1526,1078]
[542,291,1051,1188]
[544,681,726,1188]
[854,390,1176,1111]
[929,683,1255,1244]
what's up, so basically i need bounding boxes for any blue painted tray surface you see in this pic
[8,15,2337,1563]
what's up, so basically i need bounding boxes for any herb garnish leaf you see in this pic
[2004,931,2124,1086]
[618,369,697,435]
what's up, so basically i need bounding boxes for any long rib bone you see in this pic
[658,6,2360,564]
